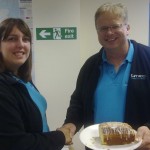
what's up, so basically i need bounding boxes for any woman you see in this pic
[0,18,71,150]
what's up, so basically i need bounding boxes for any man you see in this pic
[63,2,150,150]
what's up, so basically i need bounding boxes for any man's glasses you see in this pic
[96,24,126,33]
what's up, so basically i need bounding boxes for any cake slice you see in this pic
[99,122,135,145]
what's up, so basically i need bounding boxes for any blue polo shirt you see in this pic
[13,76,49,132]
[23,82,49,132]
[94,41,134,123]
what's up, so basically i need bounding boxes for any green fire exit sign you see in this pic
[36,27,77,40]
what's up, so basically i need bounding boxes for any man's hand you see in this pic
[57,126,72,145]
[136,126,150,150]
[62,123,76,139]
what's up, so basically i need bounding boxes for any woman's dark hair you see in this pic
[0,18,32,82]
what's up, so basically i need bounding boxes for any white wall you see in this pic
[32,0,149,149]
[32,0,80,128]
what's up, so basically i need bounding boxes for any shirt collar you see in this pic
[126,40,134,63]
[102,40,134,63]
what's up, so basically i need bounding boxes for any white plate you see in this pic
[79,124,142,150]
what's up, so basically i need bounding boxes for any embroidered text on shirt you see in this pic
[131,74,146,80]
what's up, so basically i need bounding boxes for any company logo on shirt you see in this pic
[131,74,146,80]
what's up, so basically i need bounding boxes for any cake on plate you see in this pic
[99,122,135,145]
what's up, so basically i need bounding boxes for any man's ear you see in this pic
[126,24,130,36]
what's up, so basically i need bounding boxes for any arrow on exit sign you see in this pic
[39,30,51,38]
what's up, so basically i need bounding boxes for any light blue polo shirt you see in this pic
[94,41,134,124]
[23,82,49,132]
[13,77,49,132]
